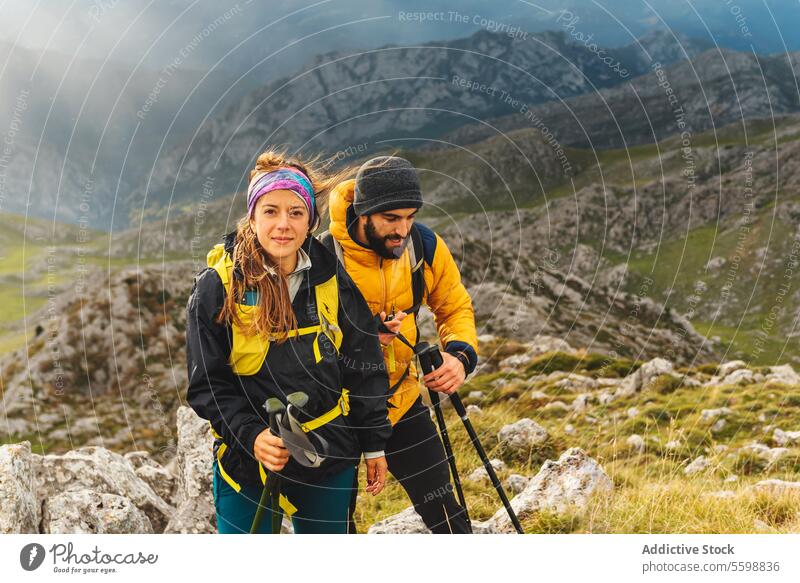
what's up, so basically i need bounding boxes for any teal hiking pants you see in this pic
[212,461,357,534]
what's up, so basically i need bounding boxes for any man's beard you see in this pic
[365,217,407,260]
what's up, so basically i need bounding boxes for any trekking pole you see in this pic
[416,345,470,527]
[417,342,524,534]
[251,398,286,534]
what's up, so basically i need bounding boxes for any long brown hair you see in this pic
[217,147,354,342]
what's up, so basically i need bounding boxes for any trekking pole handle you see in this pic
[416,342,470,417]
[264,398,285,433]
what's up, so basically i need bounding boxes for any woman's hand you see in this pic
[253,428,289,472]
[365,456,388,496]
[378,311,406,346]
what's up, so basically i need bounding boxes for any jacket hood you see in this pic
[329,179,382,267]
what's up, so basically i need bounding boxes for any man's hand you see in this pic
[378,310,406,346]
[365,456,388,496]
[253,428,289,472]
[422,351,466,395]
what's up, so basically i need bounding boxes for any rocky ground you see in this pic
[2,345,799,534]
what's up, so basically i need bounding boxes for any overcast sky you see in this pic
[1,0,798,78]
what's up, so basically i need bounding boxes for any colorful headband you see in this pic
[247,167,316,225]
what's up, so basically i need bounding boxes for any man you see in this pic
[325,156,478,533]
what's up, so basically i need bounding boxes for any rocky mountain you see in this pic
[0,262,194,457]
[430,115,800,363]
[103,111,800,365]
[135,29,706,222]
[439,48,800,150]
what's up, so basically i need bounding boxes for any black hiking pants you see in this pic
[385,397,472,534]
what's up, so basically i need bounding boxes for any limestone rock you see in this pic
[42,489,152,534]
[700,407,732,422]
[717,360,746,377]
[0,442,39,533]
[543,400,570,412]
[498,354,531,370]
[163,495,217,534]
[33,446,173,533]
[497,419,549,453]
[368,507,430,534]
[170,407,216,532]
[504,474,530,494]
[721,368,759,386]
[466,459,507,484]
[750,479,800,496]
[773,428,800,447]
[711,419,727,433]
[740,443,789,465]
[125,451,176,504]
[524,336,575,356]
[555,374,598,392]
[616,358,674,396]
[173,406,215,503]
[626,434,645,452]
[766,365,800,386]
[475,448,612,534]
[572,393,592,412]
[684,456,709,475]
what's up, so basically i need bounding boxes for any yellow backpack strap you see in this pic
[299,389,350,433]
[312,274,343,362]
[207,243,233,295]
[209,423,243,493]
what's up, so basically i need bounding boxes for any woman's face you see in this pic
[249,189,309,271]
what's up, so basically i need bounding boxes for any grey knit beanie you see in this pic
[353,156,423,216]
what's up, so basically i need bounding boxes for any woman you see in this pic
[186,149,391,534]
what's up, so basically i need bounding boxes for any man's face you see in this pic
[363,208,418,259]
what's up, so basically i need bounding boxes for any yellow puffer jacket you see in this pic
[329,179,479,424]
